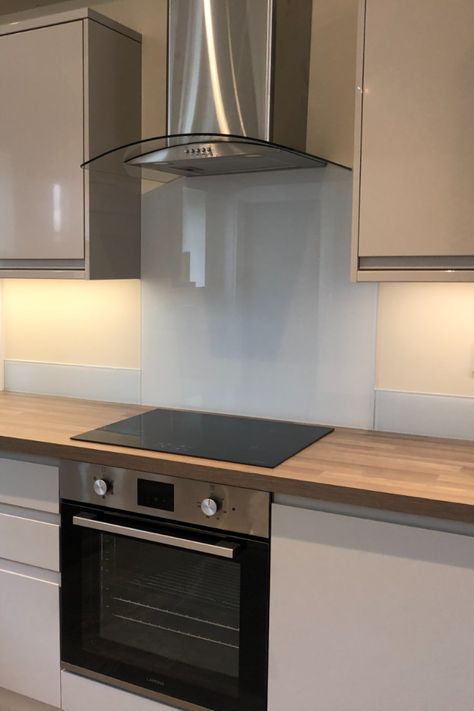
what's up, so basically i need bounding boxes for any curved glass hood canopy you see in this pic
[81,133,337,181]
[83,0,350,180]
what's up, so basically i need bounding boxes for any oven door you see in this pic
[61,502,269,711]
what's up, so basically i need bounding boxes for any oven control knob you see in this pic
[93,479,109,497]
[201,497,219,517]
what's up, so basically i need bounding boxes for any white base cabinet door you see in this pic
[61,672,176,711]
[0,565,60,707]
[268,503,474,711]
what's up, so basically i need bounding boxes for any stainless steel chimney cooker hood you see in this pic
[83,0,345,180]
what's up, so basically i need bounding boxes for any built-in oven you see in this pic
[60,462,270,711]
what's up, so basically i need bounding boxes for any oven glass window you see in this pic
[94,534,241,679]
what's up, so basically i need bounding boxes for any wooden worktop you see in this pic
[1,391,474,522]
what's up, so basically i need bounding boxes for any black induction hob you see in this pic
[72,408,334,468]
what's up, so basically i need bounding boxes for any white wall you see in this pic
[3,280,140,369]
[141,167,377,428]
[1,279,141,402]
[377,283,474,397]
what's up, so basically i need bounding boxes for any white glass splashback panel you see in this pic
[141,167,377,428]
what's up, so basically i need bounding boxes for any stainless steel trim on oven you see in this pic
[72,515,240,558]
[60,461,270,538]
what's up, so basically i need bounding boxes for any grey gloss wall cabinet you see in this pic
[352,0,474,282]
[0,9,141,279]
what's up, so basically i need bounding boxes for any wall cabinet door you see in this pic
[0,22,84,262]
[269,502,474,711]
[353,0,474,281]
[0,10,141,279]
[0,564,60,707]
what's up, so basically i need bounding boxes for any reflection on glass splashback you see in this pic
[141,168,378,428]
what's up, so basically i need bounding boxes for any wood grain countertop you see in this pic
[1,392,474,522]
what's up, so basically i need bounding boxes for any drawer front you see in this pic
[61,672,175,711]
[0,566,60,707]
[0,511,59,571]
[0,457,58,513]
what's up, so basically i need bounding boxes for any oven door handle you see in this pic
[72,515,240,559]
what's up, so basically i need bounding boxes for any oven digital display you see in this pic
[137,479,174,512]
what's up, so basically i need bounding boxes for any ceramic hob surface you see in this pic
[72,408,334,468]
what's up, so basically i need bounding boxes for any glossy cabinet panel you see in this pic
[0,511,59,570]
[85,19,142,280]
[0,455,60,707]
[0,564,60,707]
[0,22,84,260]
[353,0,474,280]
[0,457,58,513]
[0,10,141,278]
[269,503,474,710]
